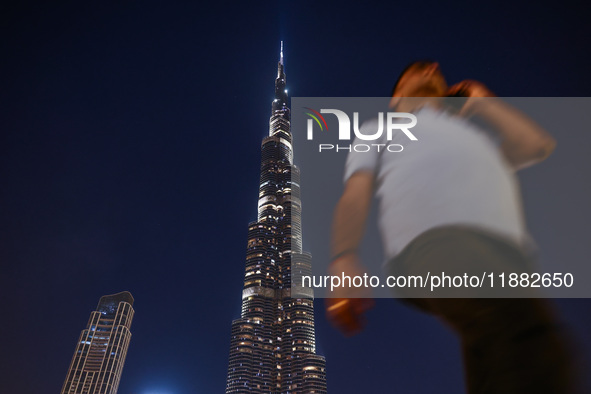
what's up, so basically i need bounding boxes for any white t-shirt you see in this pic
[343,106,529,261]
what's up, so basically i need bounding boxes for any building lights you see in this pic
[61,292,134,394]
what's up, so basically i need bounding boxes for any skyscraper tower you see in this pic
[226,43,327,393]
[61,291,134,394]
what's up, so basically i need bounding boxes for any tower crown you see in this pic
[272,41,289,116]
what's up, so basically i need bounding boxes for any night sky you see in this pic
[1,1,590,393]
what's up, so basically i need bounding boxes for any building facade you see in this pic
[61,291,134,394]
[226,44,327,393]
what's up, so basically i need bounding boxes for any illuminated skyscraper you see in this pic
[61,291,134,394]
[225,43,327,393]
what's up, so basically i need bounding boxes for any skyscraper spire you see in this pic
[273,42,289,119]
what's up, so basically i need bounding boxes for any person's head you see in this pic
[391,60,448,99]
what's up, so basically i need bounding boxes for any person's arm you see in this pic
[477,100,556,170]
[449,80,556,170]
[325,171,375,336]
[331,171,374,258]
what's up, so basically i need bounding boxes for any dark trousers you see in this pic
[386,226,579,394]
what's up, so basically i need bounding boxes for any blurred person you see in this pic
[325,61,579,393]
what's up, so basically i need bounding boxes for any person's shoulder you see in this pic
[415,105,475,130]
[360,116,381,128]
[415,105,451,120]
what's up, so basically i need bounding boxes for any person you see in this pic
[325,61,578,393]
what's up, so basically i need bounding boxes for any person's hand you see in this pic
[447,80,496,116]
[324,253,375,337]
[448,79,495,98]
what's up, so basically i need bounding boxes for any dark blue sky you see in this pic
[1,1,590,393]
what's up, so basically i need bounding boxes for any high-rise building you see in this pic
[61,291,134,394]
[226,43,327,393]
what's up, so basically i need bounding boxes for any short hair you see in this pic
[390,59,438,97]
